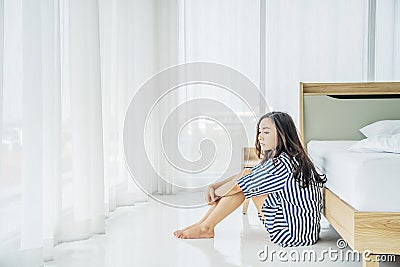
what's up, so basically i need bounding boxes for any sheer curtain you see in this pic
[376,0,400,81]
[264,0,369,124]
[128,0,263,203]
[1,0,399,265]
[264,0,400,123]
[0,0,149,264]
[179,0,262,182]
[99,0,151,211]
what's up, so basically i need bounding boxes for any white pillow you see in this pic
[349,133,400,153]
[359,120,400,137]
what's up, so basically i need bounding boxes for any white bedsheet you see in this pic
[307,140,400,212]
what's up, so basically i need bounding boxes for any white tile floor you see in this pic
[42,194,399,267]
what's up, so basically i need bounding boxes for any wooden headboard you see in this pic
[299,82,400,146]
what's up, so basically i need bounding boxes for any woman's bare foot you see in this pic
[173,224,198,237]
[173,223,200,237]
[176,224,214,239]
[173,200,220,237]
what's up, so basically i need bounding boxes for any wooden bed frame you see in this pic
[300,82,400,267]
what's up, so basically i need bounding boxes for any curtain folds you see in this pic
[0,0,399,265]
[0,0,148,264]
[264,0,370,123]
[375,0,400,81]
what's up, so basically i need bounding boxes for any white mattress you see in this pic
[307,140,400,212]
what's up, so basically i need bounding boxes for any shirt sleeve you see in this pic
[237,156,289,199]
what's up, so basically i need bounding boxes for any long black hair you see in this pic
[255,111,326,188]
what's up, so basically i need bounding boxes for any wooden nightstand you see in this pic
[241,147,259,214]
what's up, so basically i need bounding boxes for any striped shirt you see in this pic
[237,152,323,247]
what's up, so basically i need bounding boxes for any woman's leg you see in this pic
[174,178,244,237]
[214,169,251,197]
[177,188,245,239]
[173,201,219,236]
[251,194,269,221]
[214,178,240,197]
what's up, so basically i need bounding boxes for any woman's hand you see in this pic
[206,185,221,205]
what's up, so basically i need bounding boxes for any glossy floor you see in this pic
[44,195,399,267]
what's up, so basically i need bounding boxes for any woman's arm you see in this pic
[211,169,252,189]
[206,169,252,204]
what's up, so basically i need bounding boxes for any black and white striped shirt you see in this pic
[237,152,323,247]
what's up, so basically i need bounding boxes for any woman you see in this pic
[173,111,326,247]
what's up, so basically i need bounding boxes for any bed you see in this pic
[300,82,400,267]
[307,140,400,212]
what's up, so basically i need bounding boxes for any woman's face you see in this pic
[258,118,278,152]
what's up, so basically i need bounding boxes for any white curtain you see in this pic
[0,0,148,264]
[125,0,263,205]
[264,0,400,124]
[99,0,151,211]
[375,0,400,81]
[265,0,369,124]
[181,0,262,182]
[1,0,399,265]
